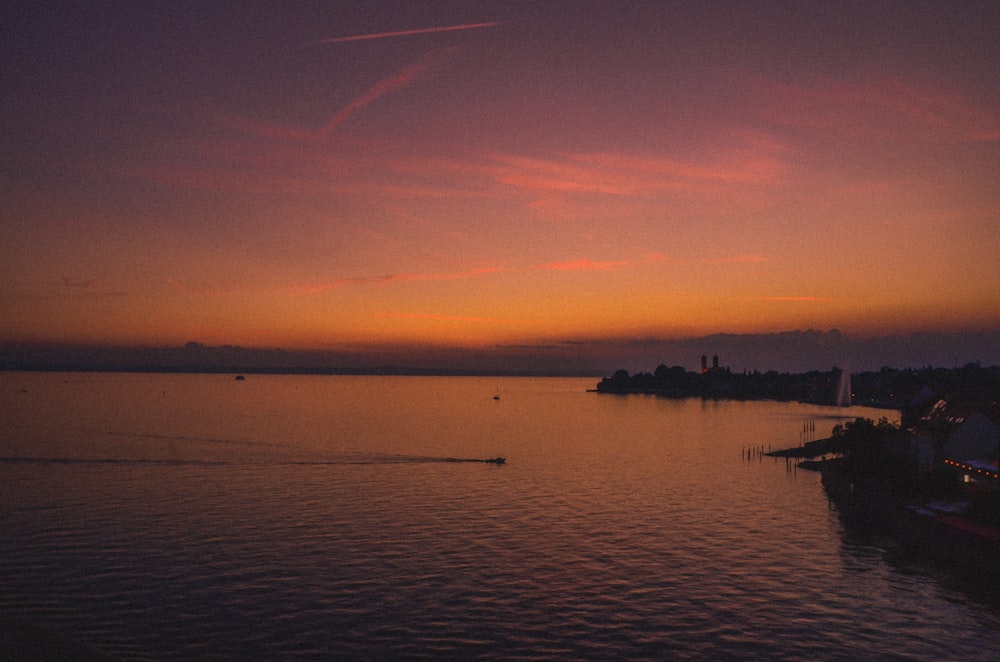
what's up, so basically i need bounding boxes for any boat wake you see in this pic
[293,454,506,466]
[0,453,506,467]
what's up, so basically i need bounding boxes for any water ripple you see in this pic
[2,375,998,660]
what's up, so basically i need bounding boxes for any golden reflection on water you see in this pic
[4,372,992,661]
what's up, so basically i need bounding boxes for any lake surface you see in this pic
[2,372,998,660]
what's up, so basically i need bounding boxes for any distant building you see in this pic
[908,399,1000,489]
[700,353,726,375]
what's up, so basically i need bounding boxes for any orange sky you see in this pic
[3,2,999,368]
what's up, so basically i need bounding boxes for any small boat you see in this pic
[234,375,246,381]
[484,457,506,465]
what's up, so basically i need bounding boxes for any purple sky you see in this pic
[3,1,999,372]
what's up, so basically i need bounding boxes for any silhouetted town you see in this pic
[596,354,1000,412]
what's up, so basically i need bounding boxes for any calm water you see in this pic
[1,372,998,660]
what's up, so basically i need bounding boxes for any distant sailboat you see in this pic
[493,387,500,400]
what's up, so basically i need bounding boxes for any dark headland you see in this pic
[595,358,1000,411]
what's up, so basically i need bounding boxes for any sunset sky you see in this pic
[3,1,999,371]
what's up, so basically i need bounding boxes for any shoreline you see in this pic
[821,460,1000,599]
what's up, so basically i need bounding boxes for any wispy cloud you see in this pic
[62,275,100,288]
[707,255,768,264]
[755,296,825,302]
[135,162,340,195]
[642,253,768,266]
[287,267,508,296]
[283,254,765,297]
[323,47,458,134]
[127,47,465,196]
[488,148,788,199]
[382,267,510,283]
[757,74,1000,143]
[575,152,787,186]
[167,278,257,296]
[320,22,501,44]
[535,259,629,272]
[284,277,390,296]
[204,46,461,145]
[378,312,517,324]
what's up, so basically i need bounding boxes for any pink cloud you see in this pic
[200,46,461,146]
[284,260,642,297]
[323,47,458,134]
[62,275,100,289]
[487,148,788,200]
[216,116,323,144]
[642,252,670,264]
[287,267,508,296]
[535,259,629,272]
[121,115,370,195]
[575,152,786,186]
[285,277,387,296]
[378,312,516,324]
[755,296,825,302]
[435,254,766,279]
[382,267,509,283]
[756,74,1000,143]
[134,163,338,196]
[490,155,641,195]
[706,254,768,264]
[320,22,500,44]
[166,278,254,296]
[638,253,767,266]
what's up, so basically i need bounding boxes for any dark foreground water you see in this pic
[1,372,998,660]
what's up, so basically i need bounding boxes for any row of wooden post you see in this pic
[743,444,770,461]
[743,442,800,474]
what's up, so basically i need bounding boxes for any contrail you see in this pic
[321,21,500,43]
[322,46,457,133]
